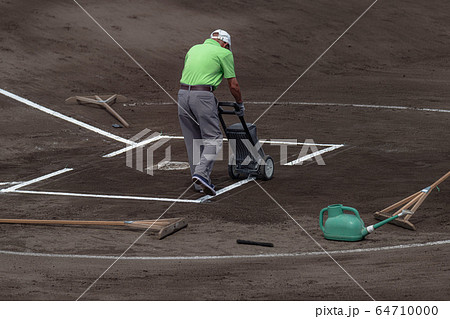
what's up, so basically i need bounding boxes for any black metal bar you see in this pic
[236,239,274,247]
[218,102,256,146]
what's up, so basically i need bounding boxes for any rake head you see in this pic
[373,211,416,231]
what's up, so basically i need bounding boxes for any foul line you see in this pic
[0,88,134,145]
[253,0,379,124]
[0,240,448,261]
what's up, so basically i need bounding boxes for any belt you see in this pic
[180,84,214,92]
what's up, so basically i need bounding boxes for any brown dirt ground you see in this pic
[0,0,449,300]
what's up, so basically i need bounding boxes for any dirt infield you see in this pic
[0,0,449,300]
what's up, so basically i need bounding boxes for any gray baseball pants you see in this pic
[178,89,223,184]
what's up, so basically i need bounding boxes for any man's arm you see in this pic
[227,77,243,104]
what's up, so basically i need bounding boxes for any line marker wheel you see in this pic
[259,155,274,181]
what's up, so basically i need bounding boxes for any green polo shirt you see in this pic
[180,39,236,89]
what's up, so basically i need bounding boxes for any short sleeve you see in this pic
[220,52,236,79]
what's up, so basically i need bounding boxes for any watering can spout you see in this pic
[361,225,374,237]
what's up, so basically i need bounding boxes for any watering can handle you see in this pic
[341,206,361,219]
[319,207,327,232]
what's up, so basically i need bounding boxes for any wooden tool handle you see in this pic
[95,95,130,128]
[393,193,422,216]
[0,218,188,239]
[430,171,450,189]
[0,219,175,227]
[379,191,422,214]
[0,219,124,226]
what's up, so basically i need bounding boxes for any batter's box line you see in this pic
[0,140,344,203]
[0,182,22,186]
[0,168,254,204]
[103,134,344,159]
[284,144,344,166]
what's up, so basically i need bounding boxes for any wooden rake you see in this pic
[65,94,129,128]
[0,217,187,239]
[374,171,450,230]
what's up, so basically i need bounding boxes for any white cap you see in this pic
[210,29,231,49]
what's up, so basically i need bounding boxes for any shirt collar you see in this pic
[204,38,220,46]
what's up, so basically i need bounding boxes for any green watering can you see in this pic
[319,204,412,241]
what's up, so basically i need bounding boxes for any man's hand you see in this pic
[236,102,245,117]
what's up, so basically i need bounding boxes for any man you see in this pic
[178,29,244,196]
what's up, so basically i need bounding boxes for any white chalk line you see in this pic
[198,177,255,202]
[11,190,201,203]
[0,182,22,186]
[0,239,448,261]
[152,161,190,171]
[0,88,351,159]
[0,168,256,204]
[103,136,344,198]
[284,145,345,166]
[104,134,343,158]
[282,101,450,113]
[103,134,167,157]
[0,168,73,193]
[261,139,341,147]
[0,88,135,145]
[254,0,381,129]
[128,101,450,114]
